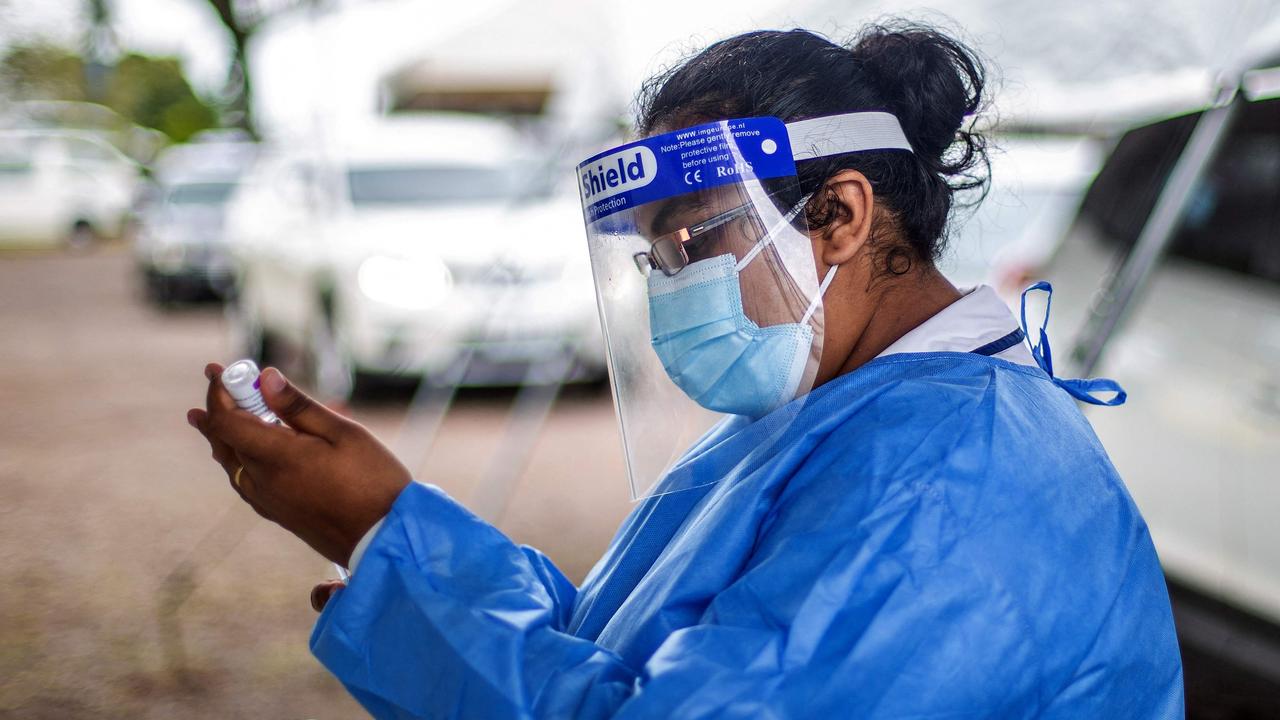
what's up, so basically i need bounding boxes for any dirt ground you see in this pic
[0,247,632,719]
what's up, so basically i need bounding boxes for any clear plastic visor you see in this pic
[585,174,826,499]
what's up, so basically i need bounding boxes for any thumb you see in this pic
[310,580,345,612]
[260,367,348,441]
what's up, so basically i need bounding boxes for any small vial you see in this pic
[219,358,351,584]
[221,359,280,424]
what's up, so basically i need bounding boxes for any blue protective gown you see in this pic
[311,351,1184,719]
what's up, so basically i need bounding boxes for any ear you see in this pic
[814,169,875,267]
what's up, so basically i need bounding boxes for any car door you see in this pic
[0,135,46,244]
[1057,94,1280,625]
[246,156,326,347]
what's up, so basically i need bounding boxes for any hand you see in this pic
[187,364,412,567]
[311,579,346,612]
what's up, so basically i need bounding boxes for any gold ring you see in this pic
[233,465,245,489]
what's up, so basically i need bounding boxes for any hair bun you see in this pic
[850,22,985,168]
[636,23,992,271]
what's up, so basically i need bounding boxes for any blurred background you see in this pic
[0,0,1278,717]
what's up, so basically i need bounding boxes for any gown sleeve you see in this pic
[310,471,1098,719]
[310,481,638,719]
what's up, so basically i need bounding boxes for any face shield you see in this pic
[578,113,912,500]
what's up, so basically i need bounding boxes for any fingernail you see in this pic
[187,413,198,428]
[262,368,286,394]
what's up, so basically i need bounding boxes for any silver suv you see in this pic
[1045,59,1280,712]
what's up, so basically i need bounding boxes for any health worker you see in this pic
[189,23,1185,719]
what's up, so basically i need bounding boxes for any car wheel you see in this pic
[67,220,97,251]
[143,269,174,305]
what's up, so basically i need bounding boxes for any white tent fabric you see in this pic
[249,0,1280,137]
[785,0,1280,129]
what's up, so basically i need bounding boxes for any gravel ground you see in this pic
[0,246,631,719]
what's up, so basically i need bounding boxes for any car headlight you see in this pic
[356,254,453,311]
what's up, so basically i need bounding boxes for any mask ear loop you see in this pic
[801,264,839,325]
[731,192,832,326]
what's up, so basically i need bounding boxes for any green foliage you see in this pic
[107,54,218,142]
[1,43,85,101]
[0,43,219,142]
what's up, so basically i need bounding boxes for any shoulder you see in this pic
[769,351,1156,619]
[748,354,1174,702]
[796,353,1076,479]
[784,352,1133,531]
[807,352,1111,477]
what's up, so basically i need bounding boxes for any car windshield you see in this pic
[168,182,237,206]
[347,165,513,206]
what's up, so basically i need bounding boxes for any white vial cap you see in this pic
[221,359,263,404]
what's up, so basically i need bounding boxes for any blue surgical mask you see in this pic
[647,245,838,419]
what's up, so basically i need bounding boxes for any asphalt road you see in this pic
[0,246,632,718]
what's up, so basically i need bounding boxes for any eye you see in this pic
[683,231,714,257]
[683,222,736,263]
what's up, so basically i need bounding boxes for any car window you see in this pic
[0,159,33,176]
[1178,98,1280,282]
[1081,97,1280,284]
[346,165,514,206]
[167,182,238,206]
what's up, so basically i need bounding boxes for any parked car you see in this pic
[133,139,258,303]
[938,134,1103,301]
[0,129,139,249]
[1042,59,1280,711]
[224,113,604,399]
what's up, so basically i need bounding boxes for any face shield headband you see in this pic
[578,111,914,227]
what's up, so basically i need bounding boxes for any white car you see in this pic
[224,114,604,398]
[0,129,139,249]
[133,140,258,302]
[1042,62,1280,701]
[938,134,1103,300]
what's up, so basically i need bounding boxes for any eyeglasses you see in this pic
[632,202,756,277]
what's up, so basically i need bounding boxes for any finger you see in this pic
[259,367,348,442]
[311,580,346,612]
[227,458,275,521]
[204,371,305,459]
[205,369,243,421]
[193,414,267,514]
[187,408,206,434]
[204,362,224,381]
[205,405,299,460]
[190,407,242,473]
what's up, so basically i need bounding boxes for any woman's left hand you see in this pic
[187,364,412,567]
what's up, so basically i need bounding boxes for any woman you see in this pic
[190,23,1184,718]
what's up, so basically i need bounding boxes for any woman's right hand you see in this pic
[188,365,412,568]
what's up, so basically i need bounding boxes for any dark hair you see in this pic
[636,22,990,277]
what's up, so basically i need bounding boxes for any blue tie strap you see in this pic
[1019,281,1127,407]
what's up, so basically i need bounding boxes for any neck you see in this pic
[834,267,962,380]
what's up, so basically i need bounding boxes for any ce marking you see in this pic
[683,169,703,185]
